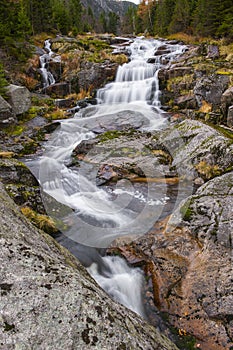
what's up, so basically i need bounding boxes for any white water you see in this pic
[39,39,60,88]
[88,256,145,316]
[32,37,187,317]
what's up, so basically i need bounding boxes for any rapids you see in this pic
[29,37,188,317]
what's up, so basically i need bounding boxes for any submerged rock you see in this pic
[0,182,178,350]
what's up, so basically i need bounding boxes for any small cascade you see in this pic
[97,38,185,107]
[39,39,60,88]
[88,255,145,316]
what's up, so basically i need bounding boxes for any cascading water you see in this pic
[39,39,60,88]
[29,37,187,317]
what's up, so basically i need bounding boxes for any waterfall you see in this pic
[28,37,187,318]
[88,256,145,316]
[39,39,60,88]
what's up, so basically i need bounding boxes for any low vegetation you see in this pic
[21,206,58,234]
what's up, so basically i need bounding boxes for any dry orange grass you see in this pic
[16,73,39,90]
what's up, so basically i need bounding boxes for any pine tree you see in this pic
[216,0,233,37]
[107,12,119,35]
[0,62,8,98]
[169,0,192,33]
[192,0,221,36]
[154,0,176,36]
[17,0,32,37]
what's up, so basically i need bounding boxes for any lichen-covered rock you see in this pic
[193,74,229,111]
[44,82,71,97]
[227,105,233,127]
[77,61,118,92]
[0,158,38,186]
[158,44,232,125]
[0,95,16,127]
[206,44,220,59]
[158,119,233,181]
[173,172,233,248]
[71,119,233,184]
[0,182,178,350]
[6,84,31,115]
[71,130,174,184]
[221,86,233,118]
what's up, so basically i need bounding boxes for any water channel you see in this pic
[29,37,188,317]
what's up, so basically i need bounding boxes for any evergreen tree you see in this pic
[27,0,53,34]
[216,0,233,37]
[192,0,221,36]
[154,0,175,36]
[100,12,107,33]
[107,12,119,35]
[121,6,137,34]
[0,62,8,98]
[68,0,83,33]
[168,0,192,33]
[17,0,32,37]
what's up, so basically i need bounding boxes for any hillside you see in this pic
[81,0,136,17]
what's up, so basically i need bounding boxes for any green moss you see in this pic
[167,74,194,92]
[97,129,137,143]
[5,125,25,136]
[19,139,39,155]
[4,322,15,332]
[180,199,193,221]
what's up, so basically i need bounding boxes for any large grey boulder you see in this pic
[0,95,16,127]
[158,119,233,181]
[77,61,118,91]
[0,181,178,350]
[6,84,31,115]
[193,74,229,110]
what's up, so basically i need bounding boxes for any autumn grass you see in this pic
[16,73,39,90]
[0,151,15,158]
[166,33,209,45]
[21,206,58,234]
[195,160,221,180]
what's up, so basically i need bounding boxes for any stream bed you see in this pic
[28,37,189,319]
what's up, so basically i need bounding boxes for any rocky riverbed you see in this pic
[0,35,233,349]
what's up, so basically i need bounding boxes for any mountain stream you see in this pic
[30,37,188,318]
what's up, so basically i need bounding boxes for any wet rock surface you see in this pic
[72,119,233,184]
[0,182,178,350]
[72,129,173,184]
[114,172,233,350]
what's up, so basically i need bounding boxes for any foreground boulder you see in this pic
[72,119,233,184]
[158,119,233,182]
[0,181,178,350]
